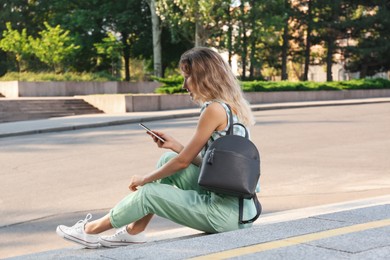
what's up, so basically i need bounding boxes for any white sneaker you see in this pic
[56,213,100,249]
[99,226,147,248]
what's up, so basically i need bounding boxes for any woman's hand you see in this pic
[128,175,146,191]
[147,130,184,153]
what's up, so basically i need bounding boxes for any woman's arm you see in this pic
[147,130,202,166]
[129,102,227,191]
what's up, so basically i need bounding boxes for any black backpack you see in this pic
[198,104,262,224]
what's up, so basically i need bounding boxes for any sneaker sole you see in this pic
[99,238,146,248]
[56,226,100,249]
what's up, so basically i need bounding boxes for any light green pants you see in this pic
[109,152,254,233]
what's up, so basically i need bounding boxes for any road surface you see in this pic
[1,102,389,258]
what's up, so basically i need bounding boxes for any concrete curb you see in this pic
[8,195,390,260]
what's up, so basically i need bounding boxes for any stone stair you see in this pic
[0,98,103,123]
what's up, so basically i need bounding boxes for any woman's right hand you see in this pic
[147,131,184,153]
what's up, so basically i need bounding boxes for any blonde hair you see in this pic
[180,47,255,126]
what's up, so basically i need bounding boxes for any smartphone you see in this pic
[139,123,165,143]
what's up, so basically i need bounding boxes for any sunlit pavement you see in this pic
[2,98,390,259]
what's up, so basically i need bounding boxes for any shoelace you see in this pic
[106,227,128,240]
[74,213,92,227]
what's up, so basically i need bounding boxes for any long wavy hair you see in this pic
[180,47,255,126]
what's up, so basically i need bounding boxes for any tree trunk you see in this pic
[326,37,333,82]
[249,40,256,79]
[326,0,339,82]
[147,0,162,77]
[281,0,290,80]
[303,0,312,81]
[194,1,206,47]
[195,22,201,47]
[240,3,248,80]
[195,21,207,47]
[360,64,367,79]
[122,36,130,81]
[226,5,233,67]
[249,0,257,79]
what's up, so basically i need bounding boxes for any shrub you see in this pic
[153,75,186,94]
[154,78,390,94]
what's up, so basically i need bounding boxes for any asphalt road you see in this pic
[1,102,390,258]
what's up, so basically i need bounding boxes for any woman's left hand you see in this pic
[128,175,146,191]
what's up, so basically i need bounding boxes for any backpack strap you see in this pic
[225,104,249,138]
[225,104,234,135]
[222,104,260,224]
[233,123,249,139]
[239,195,262,224]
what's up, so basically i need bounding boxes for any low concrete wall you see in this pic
[117,82,161,94]
[80,89,390,113]
[80,95,127,113]
[244,89,390,104]
[0,81,19,98]
[81,94,197,113]
[2,80,390,113]
[0,81,161,98]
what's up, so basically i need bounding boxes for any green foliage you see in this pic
[155,78,390,94]
[241,78,390,92]
[0,71,118,82]
[345,2,390,77]
[94,32,124,61]
[152,75,186,94]
[336,78,390,90]
[0,0,389,81]
[0,22,32,71]
[94,32,124,77]
[29,22,80,72]
[43,0,108,72]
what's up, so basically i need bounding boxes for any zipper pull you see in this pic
[207,149,215,164]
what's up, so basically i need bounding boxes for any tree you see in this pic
[246,0,285,80]
[238,2,249,80]
[248,0,259,79]
[145,0,163,77]
[345,1,390,78]
[100,0,151,81]
[300,0,313,81]
[94,32,124,77]
[0,22,32,72]
[29,22,80,72]
[313,0,351,81]
[158,0,231,47]
[37,0,109,72]
[0,0,39,73]
[281,0,291,80]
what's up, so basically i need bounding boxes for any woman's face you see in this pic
[182,75,195,99]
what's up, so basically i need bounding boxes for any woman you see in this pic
[56,47,259,249]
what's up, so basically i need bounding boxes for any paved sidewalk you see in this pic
[2,98,390,259]
[1,98,390,138]
[8,195,390,259]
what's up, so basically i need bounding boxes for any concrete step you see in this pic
[1,103,102,112]
[0,98,103,123]
[0,101,102,112]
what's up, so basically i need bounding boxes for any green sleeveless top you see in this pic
[200,101,248,157]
